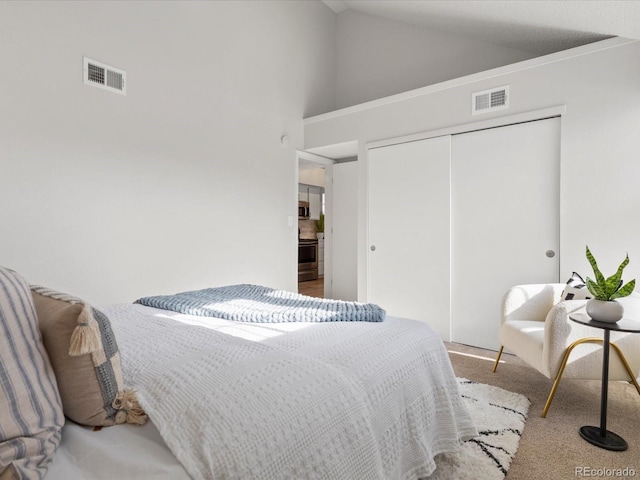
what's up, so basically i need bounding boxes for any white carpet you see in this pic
[427,378,531,480]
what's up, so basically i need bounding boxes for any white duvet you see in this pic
[104,304,477,480]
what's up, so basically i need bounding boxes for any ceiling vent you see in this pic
[472,85,509,115]
[83,57,126,95]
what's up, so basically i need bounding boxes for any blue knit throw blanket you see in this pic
[134,284,385,323]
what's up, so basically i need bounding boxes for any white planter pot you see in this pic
[586,298,624,323]
[316,233,324,239]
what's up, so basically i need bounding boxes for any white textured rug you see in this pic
[426,378,531,480]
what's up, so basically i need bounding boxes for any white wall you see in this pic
[305,38,640,300]
[0,0,336,305]
[335,10,536,108]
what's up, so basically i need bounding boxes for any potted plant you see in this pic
[585,246,636,323]
[315,213,325,239]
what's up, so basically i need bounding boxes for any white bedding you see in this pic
[46,420,190,480]
[88,304,477,480]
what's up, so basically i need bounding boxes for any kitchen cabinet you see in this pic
[299,185,323,220]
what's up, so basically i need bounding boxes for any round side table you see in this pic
[569,313,640,451]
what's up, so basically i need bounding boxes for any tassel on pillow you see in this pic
[112,390,148,425]
[68,307,101,356]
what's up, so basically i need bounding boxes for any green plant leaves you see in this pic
[586,277,605,299]
[607,253,629,288]
[586,246,605,284]
[611,279,636,300]
[585,246,636,300]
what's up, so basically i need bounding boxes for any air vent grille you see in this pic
[106,69,124,90]
[472,86,509,115]
[83,57,126,95]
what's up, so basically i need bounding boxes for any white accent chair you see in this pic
[492,283,640,417]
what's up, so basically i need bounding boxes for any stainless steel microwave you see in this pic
[298,201,310,218]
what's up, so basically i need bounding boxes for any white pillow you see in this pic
[560,272,593,301]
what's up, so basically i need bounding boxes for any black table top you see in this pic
[570,312,640,333]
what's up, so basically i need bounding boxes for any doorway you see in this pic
[297,152,331,298]
[296,144,359,301]
[298,181,325,297]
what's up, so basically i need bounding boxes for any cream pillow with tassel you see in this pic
[31,285,146,427]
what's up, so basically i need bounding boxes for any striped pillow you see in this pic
[0,267,64,480]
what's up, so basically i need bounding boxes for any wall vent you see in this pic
[83,57,126,95]
[472,85,509,115]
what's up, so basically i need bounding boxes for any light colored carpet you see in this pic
[446,342,640,480]
[428,378,530,480]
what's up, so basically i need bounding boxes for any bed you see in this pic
[0,272,477,480]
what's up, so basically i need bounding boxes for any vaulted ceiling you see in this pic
[322,0,640,55]
[307,1,640,159]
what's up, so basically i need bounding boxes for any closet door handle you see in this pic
[546,250,556,258]
[370,245,376,252]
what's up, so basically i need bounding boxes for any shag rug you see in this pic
[426,378,531,480]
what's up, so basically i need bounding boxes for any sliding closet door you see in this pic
[451,117,560,351]
[368,136,451,340]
